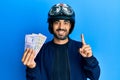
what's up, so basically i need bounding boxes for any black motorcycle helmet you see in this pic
[47,3,75,34]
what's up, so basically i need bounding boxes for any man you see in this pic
[22,3,100,80]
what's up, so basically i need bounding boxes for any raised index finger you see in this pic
[81,34,86,45]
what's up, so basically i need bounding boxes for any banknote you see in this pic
[25,33,47,57]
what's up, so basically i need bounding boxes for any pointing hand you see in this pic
[79,34,92,57]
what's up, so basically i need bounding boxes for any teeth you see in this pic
[58,31,64,34]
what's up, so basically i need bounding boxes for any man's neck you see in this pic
[53,37,69,45]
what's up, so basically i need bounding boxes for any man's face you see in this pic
[52,19,71,40]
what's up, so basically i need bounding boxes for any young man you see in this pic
[22,3,100,80]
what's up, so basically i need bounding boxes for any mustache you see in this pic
[56,29,67,31]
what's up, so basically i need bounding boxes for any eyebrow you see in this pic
[53,19,70,23]
[64,20,70,22]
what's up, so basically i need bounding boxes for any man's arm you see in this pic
[22,48,41,80]
[26,59,41,80]
[83,56,100,80]
[79,34,100,79]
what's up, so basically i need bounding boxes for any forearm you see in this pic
[26,65,41,80]
[83,56,100,80]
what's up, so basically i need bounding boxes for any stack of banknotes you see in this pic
[25,33,47,57]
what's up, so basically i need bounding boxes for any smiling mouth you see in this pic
[58,30,65,35]
[56,29,67,36]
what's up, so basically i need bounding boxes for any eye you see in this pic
[64,20,70,25]
[53,21,59,25]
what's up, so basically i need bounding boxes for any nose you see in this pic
[58,22,64,29]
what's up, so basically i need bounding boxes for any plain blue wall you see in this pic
[0,0,120,80]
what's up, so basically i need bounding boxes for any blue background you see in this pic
[0,0,120,80]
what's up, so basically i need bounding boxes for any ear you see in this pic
[48,23,53,34]
[69,22,74,34]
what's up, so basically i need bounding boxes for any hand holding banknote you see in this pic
[22,33,47,68]
[22,48,36,68]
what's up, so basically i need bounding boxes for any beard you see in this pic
[53,28,69,40]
